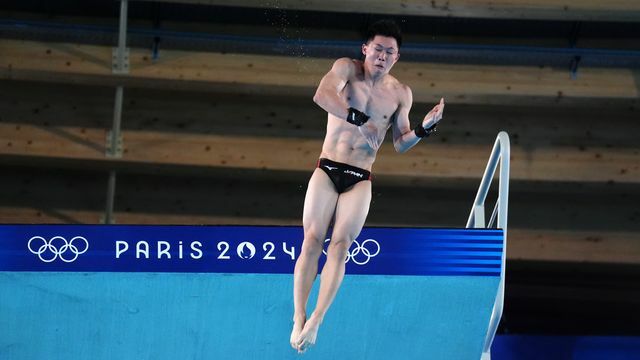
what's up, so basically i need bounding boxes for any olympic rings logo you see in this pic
[323,238,380,265]
[27,236,89,263]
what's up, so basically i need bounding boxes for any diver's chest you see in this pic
[345,82,398,117]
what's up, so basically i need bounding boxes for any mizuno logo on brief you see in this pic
[344,170,363,178]
[323,165,338,171]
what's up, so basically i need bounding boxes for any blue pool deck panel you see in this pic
[492,335,640,360]
[0,225,503,360]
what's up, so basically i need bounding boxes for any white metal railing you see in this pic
[466,132,510,360]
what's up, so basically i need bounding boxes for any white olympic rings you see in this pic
[27,236,89,263]
[323,238,380,265]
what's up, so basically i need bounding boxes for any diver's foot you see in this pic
[290,315,306,350]
[296,314,322,354]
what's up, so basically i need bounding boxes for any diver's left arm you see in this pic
[392,87,444,153]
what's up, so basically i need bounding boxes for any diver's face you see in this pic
[362,35,400,75]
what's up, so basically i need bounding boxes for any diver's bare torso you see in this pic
[320,59,407,170]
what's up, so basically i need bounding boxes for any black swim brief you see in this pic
[317,158,372,194]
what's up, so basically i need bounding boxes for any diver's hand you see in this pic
[358,124,382,151]
[422,98,445,129]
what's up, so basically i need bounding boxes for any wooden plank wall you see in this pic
[145,0,640,22]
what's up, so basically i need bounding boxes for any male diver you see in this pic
[291,19,445,353]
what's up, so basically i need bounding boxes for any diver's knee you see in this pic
[327,236,353,259]
[301,232,325,256]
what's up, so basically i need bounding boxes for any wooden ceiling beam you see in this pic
[138,0,640,22]
[1,122,638,183]
[2,39,638,106]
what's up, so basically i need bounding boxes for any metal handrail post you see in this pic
[116,0,128,72]
[466,134,502,228]
[105,170,117,224]
[105,0,129,223]
[467,132,510,360]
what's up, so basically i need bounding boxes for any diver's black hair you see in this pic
[365,19,403,48]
